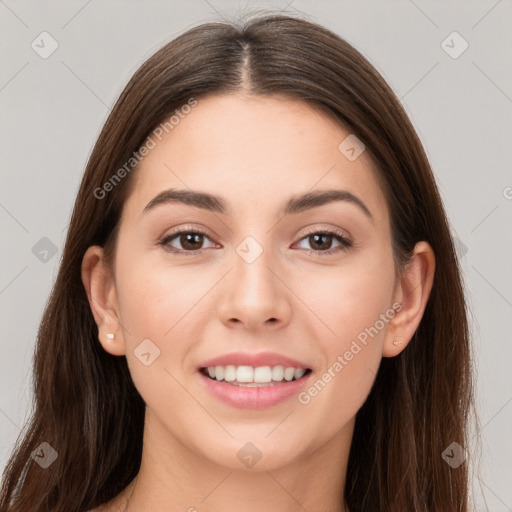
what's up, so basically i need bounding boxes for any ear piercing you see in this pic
[393,339,403,346]
[97,332,116,343]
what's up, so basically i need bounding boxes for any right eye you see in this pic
[159,229,218,254]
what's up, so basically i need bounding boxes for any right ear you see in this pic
[81,246,127,356]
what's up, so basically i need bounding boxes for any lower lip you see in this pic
[198,371,312,409]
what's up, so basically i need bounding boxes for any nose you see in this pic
[217,239,292,331]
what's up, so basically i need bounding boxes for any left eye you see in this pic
[295,232,351,254]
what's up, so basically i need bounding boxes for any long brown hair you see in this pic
[0,12,473,511]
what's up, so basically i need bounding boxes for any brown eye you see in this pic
[308,233,333,251]
[178,232,204,251]
[160,230,216,253]
[295,230,352,256]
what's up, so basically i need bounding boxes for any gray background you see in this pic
[1,0,511,510]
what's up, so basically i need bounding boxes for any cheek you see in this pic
[115,252,211,344]
[113,263,203,418]
[301,248,396,346]
[294,250,395,420]
[113,247,230,397]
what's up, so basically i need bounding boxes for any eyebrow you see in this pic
[142,188,373,222]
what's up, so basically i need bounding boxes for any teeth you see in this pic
[272,365,284,381]
[254,366,272,383]
[204,364,308,384]
[294,368,305,379]
[224,365,236,382]
[236,365,254,382]
[214,366,224,381]
[283,367,295,381]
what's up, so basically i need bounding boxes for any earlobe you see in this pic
[81,246,126,356]
[383,241,436,357]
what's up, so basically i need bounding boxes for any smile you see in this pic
[197,365,313,409]
[200,365,311,385]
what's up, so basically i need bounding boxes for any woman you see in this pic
[0,13,473,512]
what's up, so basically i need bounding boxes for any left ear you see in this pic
[383,241,436,357]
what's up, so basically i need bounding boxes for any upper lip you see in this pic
[198,351,311,370]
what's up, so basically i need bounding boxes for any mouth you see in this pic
[199,365,312,387]
[196,352,314,408]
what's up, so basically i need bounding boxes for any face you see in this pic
[91,93,404,471]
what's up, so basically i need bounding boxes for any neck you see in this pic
[122,409,353,512]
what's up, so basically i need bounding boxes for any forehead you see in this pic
[123,93,389,224]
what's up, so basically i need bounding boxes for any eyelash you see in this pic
[158,226,352,257]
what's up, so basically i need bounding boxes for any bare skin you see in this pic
[83,93,435,512]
